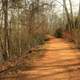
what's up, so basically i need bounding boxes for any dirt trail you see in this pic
[17,37,80,80]
[1,37,80,80]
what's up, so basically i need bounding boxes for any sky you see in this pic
[55,0,80,14]
[42,0,80,16]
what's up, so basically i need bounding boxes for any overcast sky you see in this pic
[55,0,80,14]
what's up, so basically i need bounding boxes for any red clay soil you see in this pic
[1,37,80,80]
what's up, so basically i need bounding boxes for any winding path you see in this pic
[18,37,80,80]
[1,37,80,80]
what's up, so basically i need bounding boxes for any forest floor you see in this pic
[0,36,80,80]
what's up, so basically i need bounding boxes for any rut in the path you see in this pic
[1,37,80,80]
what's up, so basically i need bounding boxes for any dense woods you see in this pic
[0,0,80,63]
[63,0,80,48]
[0,0,49,61]
[0,1,80,80]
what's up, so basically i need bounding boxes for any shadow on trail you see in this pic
[0,38,80,80]
[32,48,77,52]
[1,67,80,80]
[28,68,80,80]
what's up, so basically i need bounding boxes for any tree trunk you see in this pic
[2,0,9,60]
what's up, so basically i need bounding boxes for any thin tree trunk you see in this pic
[2,0,9,60]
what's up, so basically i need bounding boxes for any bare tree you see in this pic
[2,0,9,60]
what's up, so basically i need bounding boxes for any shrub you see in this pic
[54,28,63,38]
[73,29,80,49]
[33,33,46,45]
